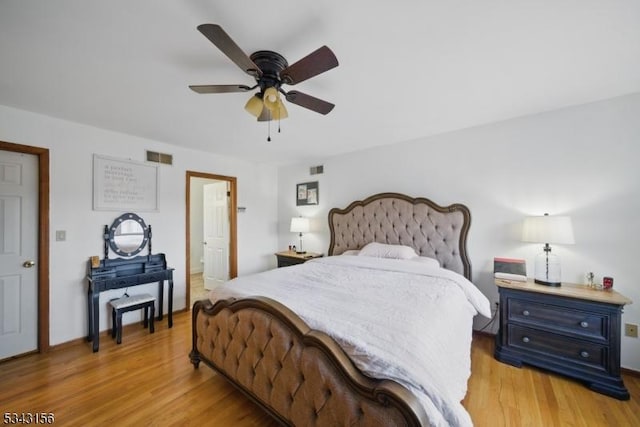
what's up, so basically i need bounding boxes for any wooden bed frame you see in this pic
[190,193,472,426]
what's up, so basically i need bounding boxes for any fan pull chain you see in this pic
[267,112,271,142]
[264,110,282,142]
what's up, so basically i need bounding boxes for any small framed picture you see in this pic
[296,181,319,206]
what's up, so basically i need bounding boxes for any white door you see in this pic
[0,151,38,359]
[203,182,230,290]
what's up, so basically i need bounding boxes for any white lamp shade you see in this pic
[522,215,575,245]
[290,217,310,233]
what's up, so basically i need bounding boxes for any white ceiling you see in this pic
[1,1,639,165]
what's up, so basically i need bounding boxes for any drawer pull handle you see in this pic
[580,321,589,328]
[580,351,590,358]
[522,310,530,316]
[522,336,530,343]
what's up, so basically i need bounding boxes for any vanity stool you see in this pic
[109,293,155,344]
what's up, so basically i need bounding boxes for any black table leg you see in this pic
[91,291,100,352]
[157,280,164,321]
[87,287,93,342]
[168,276,173,328]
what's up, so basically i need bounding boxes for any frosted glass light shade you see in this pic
[272,100,288,120]
[263,87,280,112]
[249,89,288,122]
[244,95,264,117]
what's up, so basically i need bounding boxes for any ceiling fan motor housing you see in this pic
[250,50,288,92]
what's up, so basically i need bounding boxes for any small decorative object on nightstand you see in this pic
[275,250,322,268]
[586,272,595,288]
[494,278,632,400]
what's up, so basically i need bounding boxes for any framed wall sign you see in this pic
[296,181,319,206]
[93,154,159,211]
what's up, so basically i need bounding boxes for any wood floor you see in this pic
[190,272,210,303]
[1,310,638,427]
[463,334,639,426]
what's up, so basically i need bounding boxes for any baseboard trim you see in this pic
[622,367,640,377]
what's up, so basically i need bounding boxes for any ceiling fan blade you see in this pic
[285,90,335,115]
[189,84,251,94]
[197,24,262,77]
[280,46,338,85]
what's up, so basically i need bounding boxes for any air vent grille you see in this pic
[310,165,324,175]
[146,150,173,165]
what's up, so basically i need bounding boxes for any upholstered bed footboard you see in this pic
[190,298,427,426]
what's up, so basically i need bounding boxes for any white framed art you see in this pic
[93,154,159,211]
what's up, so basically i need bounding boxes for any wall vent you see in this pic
[146,150,173,165]
[310,165,324,175]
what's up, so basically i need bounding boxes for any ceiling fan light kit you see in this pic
[244,94,264,118]
[262,87,281,112]
[189,23,338,141]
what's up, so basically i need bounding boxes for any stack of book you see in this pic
[494,257,527,282]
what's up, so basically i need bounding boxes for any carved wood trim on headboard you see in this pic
[328,192,472,280]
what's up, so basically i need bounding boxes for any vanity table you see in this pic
[86,213,174,352]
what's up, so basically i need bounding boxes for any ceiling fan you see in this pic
[189,24,339,125]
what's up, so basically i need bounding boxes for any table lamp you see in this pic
[290,217,310,254]
[522,213,575,286]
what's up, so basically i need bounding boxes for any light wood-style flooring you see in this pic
[463,334,639,426]
[190,272,210,303]
[1,310,638,426]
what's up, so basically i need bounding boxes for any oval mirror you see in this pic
[108,212,149,257]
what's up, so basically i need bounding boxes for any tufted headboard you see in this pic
[328,192,472,280]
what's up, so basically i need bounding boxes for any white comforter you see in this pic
[208,255,490,427]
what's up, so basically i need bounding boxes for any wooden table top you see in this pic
[495,278,632,306]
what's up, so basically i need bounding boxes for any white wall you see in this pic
[0,105,279,346]
[277,93,640,370]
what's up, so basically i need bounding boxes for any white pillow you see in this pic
[341,249,360,256]
[358,242,418,259]
[411,256,440,268]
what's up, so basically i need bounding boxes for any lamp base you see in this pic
[295,250,306,255]
[534,278,562,287]
[534,251,562,287]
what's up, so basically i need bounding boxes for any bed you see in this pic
[190,192,490,426]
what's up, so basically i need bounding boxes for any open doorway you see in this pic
[185,171,237,309]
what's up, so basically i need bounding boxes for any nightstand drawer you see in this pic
[508,325,607,370]
[508,298,607,340]
[277,256,304,267]
[275,251,323,268]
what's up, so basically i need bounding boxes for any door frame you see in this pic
[185,171,237,309]
[0,140,50,354]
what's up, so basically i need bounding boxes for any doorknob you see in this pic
[23,260,36,268]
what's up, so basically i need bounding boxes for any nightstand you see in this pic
[275,250,323,268]
[494,278,632,400]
